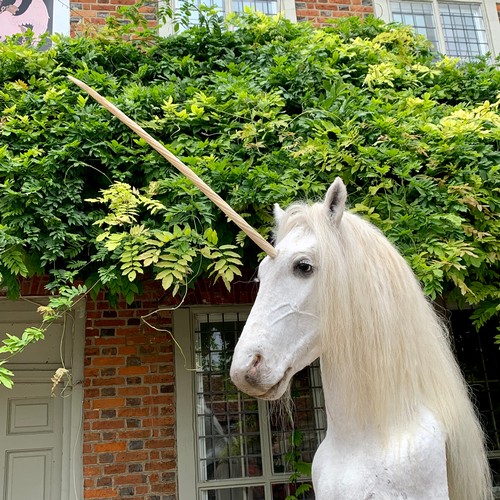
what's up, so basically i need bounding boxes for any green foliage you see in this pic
[0,9,499,344]
[285,431,313,500]
[0,284,86,387]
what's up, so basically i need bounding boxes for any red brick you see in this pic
[91,419,126,430]
[117,386,150,396]
[118,429,152,439]
[91,377,125,387]
[92,356,125,366]
[93,398,125,409]
[84,466,101,477]
[113,474,147,485]
[116,407,150,418]
[84,487,117,499]
[83,454,98,465]
[94,337,127,345]
[145,439,171,449]
[104,464,127,475]
[94,319,127,327]
[115,451,149,463]
[117,346,137,355]
[143,395,172,405]
[117,366,148,375]
[94,441,127,453]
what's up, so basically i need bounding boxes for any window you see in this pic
[158,0,296,35]
[175,308,326,500]
[451,310,500,497]
[375,0,500,59]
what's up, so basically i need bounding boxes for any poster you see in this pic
[0,0,52,42]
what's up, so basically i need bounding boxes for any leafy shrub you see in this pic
[0,9,499,336]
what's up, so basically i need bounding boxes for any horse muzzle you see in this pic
[230,351,291,400]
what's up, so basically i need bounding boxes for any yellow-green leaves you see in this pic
[207,245,243,291]
[90,182,243,295]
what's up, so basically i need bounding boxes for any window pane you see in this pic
[196,312,265,481]
[272,482,315,499]
[451,311,500,487]
[270,362,326,474]
[177,0,225,28]
[232,0,278,15]
[438,3,489,59]
[391,1,440,49]
[194,311,325,498]
[201,486,266,500]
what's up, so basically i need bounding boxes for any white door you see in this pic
[0,298,84,500]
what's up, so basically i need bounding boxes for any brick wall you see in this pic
[84,282,176,500]
[295,0,373,25]
[70,0,157,36]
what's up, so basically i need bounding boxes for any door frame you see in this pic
[0,296,85,500]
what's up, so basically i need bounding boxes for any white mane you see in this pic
[275,201,492,500]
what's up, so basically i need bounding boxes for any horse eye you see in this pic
[293,259,314,277]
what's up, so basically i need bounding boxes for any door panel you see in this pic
[6,449,52,500]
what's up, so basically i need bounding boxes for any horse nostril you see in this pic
[252,354,262,368]
[245,354,263,384]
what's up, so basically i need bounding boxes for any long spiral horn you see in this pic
[68,76,277,258]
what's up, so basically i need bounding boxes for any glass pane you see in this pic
[232,0,278,14]
[391,1,440,49]
[438,3,489,59]
[272,482,315,499]
[270,361,326,474]
[196,312,265,481]
[450,311,500,487]
[202,486,266,500]
[176,0,225,29]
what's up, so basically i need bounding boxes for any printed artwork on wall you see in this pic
[0,0,52,41]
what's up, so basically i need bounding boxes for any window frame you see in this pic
[374,0,500,58]
[174,306,321,499]
[52,2,70,36]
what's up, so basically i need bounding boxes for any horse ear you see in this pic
[324,177,347,225]
[274,203,286,225]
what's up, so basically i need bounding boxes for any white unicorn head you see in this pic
[229,178,347,399]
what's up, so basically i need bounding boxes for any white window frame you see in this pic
[174,306,323,499]
[52,1,70,36]
[158,0,296,36]
[374,0,500,58]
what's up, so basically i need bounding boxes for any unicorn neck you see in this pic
[321,342,422,439]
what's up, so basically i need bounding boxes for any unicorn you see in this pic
[67,79,492,500]
[230,178,492,500]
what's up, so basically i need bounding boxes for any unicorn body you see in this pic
[313,405,448,499]
[230,179,492,500]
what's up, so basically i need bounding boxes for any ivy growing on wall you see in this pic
[0,8,499,363]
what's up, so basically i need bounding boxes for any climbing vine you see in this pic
[0,7,499,386]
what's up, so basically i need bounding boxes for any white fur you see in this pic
[230,178,492,500]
